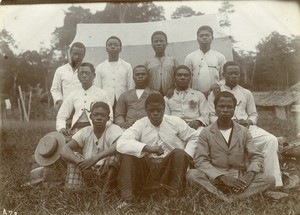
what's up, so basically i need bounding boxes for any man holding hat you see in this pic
[61,101,123,195]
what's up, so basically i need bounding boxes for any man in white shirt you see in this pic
[164,65,209,134]
[56,63,112,138]
[184,26,226,97]
[208,61,282,187]
[117,93,198,203]
[94,36,133,116]
[51,42,86,110]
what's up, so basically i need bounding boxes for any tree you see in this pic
[253,32,300,90]
[171,5,204,19]
[218,1,235,33]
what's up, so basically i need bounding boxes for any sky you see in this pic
[0,1,300,53]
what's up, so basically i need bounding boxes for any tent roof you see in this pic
[72,14,229,47]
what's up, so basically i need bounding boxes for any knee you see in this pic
[171,148,189,159]
[120,154,137,165]
[186,169,206,183]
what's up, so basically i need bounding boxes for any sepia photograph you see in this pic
[0,0,300,214]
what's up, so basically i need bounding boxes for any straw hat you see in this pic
[35,132,65,166]
[22,167,44,187]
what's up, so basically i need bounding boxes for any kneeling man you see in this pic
[117,93,198,202]
[187,91,275,202]
[61,102,123,195]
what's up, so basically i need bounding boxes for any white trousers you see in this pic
[249,125,282,187]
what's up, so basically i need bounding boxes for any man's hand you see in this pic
[54,99,63,112]
[237,119,252,128]
[238,171,256,189]
[143,145,164,155]
[120,122,131,129]
[218,175,247,192]
[188,120,203,130]
[210,83,221,97]
[59,128,72,136]
[77,157,98,171]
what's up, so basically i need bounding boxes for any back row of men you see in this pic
[49,25,282,201]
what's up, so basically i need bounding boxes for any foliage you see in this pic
[171,5,204,19]
[254,32,300,91]
[218,1,235,28]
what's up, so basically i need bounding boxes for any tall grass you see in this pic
[0,114,299,215]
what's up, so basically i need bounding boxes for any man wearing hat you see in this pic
[117,93,198,204]
[61,101,123,195]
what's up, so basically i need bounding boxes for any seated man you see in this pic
[208,61,282,187]
[117,93,198,202]
[61,102,123,195]
[164,65,209,134]
[56,62,112,138]
[187,91,275,202]
[115,65,158,129]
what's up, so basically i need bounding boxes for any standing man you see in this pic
[164,65,209,133]
[94,36,133,115]
[208,61,282,187]
[185,26,226,97]
[117,93,198,203]
[115,65,158,129]
[187,91,275,202]
[51,42,86,110]
[145,31,179,96]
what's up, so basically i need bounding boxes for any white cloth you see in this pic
[208,84,282,186]
[50,63,82,104]
[94,58,133,105]
[135,89,144,99]
[184,49,226,94]
[72,124,123,166]
[117,115,199,158]
[56,85,112,131]
[220,128,232,143]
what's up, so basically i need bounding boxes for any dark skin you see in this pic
[197,29,213,54]
[152,34,167,58]
[106,38,121,62]
[215,97,255,192]
[223,65,253,128]
[175,68,203,130]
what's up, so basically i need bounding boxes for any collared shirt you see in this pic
[115,87,157,126]
[208,85,258,124]
[50,63,82,104]
[164,88,209,126]
[184,49,226,94]
[94,58,133,104]
[56,85,112,131]
[72,124,123,166]
[116,115,199,158]
[145,56,179,95]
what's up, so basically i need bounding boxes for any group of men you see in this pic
[43,25,281,204]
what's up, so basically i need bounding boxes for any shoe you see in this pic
[264,191,289,200]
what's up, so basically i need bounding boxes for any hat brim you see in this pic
[35,132,66,166]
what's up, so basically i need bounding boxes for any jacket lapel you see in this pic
[228,122,241,150]
[210,122,229,152]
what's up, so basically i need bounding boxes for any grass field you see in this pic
[0,112,299,215]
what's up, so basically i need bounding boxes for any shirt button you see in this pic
[84,101,86,103]
[85,94,87,96]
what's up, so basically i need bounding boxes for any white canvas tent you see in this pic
[72,14,233,67]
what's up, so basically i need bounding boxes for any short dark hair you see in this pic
[106,36,122,47]
[133,65,148,74]
[214,91,237,107]
[151,31,168,43]
[90,101,110,116]
[70,42,86,54]
[145,93,165,108]
[223,61,241,74]
[79,62,95,74]
[197,25,213,37]
[174,65,191,76]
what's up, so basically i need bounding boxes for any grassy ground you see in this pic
[0,112,299,215]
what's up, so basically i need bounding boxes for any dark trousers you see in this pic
[118,148,192,201]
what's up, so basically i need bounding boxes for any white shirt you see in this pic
[50,63,82,104]
[208,85,258,124]
[56,85,112,131]
[94,58,133,104]
[184,49,226,94]
[117,115,199,158]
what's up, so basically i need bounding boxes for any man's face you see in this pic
[224,65,240,87]
[106,38,122,55]
[197,30,213,47]
[90,107,110,128]
[215,97,235,121]
[152,34,167,54]
[175,68,191,88]
[78,66,95,85]
[70,47,85,65]
[133,67,148,87]
[146,103,165,127]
